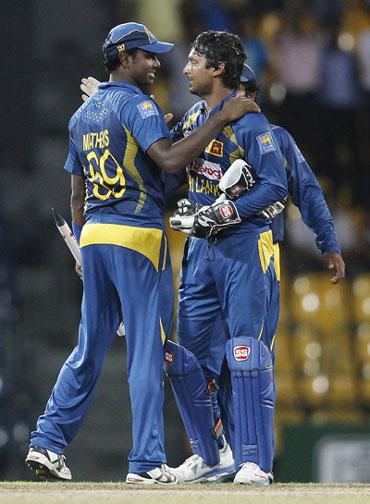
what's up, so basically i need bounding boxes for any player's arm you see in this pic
[71,174,85,230]
[230,120,288,218]
[82,78,260,173]
[280,128,345,283]
[64,128,86,277]
[70,174,85,278]
[147,97,259,173]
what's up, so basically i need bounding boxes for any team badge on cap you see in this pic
[256,132,276,155]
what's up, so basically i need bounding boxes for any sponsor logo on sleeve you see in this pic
[205,139,224,157]
[233,345,251,361]
[137,101,158,119]
[256,132,276,155]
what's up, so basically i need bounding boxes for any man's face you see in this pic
[183,49,214,97]
[128,49,160,91]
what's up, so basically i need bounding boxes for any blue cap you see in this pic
[103,22,174,58]
[240,64,257,83]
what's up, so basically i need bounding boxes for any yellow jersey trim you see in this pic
[80,223,163,272]
[159,317,166,345]
[182,110,202,130]
[272,243,280,282]
[122,125,147,213]
[257,230,274,273]
[162,234,168,272]
[258,324,264,340]
[222,125,245,164]
[270,334,276,351]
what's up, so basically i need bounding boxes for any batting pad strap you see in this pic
[164,340,220,466]
[207,380,223,440]
[226,337,275,473]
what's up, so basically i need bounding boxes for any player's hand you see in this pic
[164,113,173,124]
[170,200,241,239]
[75,262,83,279]
[174,198,203,217]
[149,94,173,124]
[322,252,345,284]
[220,97,260,122]
[169,199,204,233]
[80,76,101,102]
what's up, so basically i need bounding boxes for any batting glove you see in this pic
[257,198,287,220]
[170,200,241,239]
[169,199,205,234]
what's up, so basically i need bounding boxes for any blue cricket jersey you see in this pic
[169,97,340,253]
[64,81,170,229]
[171,93,287,233]
[271,125,340,253]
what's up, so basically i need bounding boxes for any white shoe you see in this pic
[126,464,178,485]
[234,461,273,485]
[171,443,235,483]
[25,446,72,480]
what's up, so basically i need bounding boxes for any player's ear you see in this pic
[213,61,225,78]
[119,51,131,68]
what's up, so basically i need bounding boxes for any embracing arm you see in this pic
[147,97,259,173]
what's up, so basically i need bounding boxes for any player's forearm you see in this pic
[234,182,287,219]
[70,174,85,225]
[294,189,340,254]
[316,227,341,254]
[148,110,230,173]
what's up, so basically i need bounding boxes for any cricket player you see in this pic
[168,31,288,485]
[170,63,345,484]
[78,57,344,485]
[207,63,345,466]
[25,22,255,484]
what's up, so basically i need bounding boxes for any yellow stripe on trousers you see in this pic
[80,223,163,272]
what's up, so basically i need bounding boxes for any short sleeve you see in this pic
[120,96,170,152]
[64,134,83,175]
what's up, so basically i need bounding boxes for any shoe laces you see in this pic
[159,464,177,481]
[177,454,203,471]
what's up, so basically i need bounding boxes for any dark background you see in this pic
[1,0,370,482]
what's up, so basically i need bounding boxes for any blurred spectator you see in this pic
[317,22,362,200]
[135,0,184,42]
[239,12,269,96]
[313,0,345,25]
[272,11,324,158]
[197,0,236,32]
[357,24,370,206]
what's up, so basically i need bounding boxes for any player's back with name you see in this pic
[66,81,170,228]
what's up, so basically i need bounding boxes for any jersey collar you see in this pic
[99,81,147,95]
[207,90,237,118]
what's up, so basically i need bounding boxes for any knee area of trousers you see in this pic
[226,336,272,372]
[164,339,200,377]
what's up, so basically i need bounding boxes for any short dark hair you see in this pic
[240,80,260,95]
[102,47,139,73]
[190,31,245,89]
